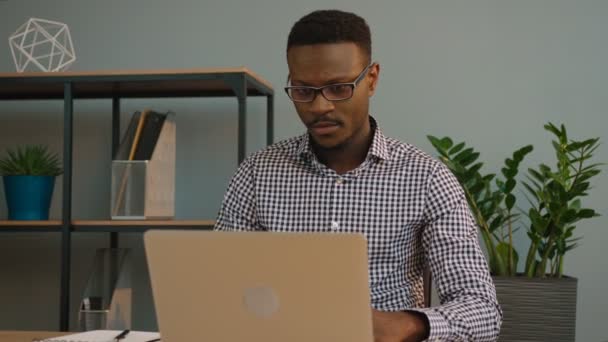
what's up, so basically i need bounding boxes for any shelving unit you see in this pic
[0,67,274,331]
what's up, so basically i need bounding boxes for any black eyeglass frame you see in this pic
[284,62,375,103]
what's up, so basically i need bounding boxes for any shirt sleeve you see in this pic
[214,157,262,231]
[410,162,503,341]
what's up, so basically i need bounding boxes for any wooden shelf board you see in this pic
[0,220,63,232]
[71,220,215,232]
[0,67,273,100]
[0,220,214,232]
[72,219,215,226]
[0,220,62,226]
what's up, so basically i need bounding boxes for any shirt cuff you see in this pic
[406,307,451,342]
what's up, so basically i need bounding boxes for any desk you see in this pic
[0,331,64,342]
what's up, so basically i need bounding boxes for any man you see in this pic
[215,9,502,342]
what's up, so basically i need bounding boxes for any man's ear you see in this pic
[368,63,380,97]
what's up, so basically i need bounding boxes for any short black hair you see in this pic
[287,9,372,62]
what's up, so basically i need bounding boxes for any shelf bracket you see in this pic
[224,74,248,164]
[60,82,74,331]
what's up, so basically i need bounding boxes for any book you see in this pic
[36,330,160,342]
[133,111,167,160]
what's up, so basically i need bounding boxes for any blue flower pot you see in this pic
[2,175,56,220]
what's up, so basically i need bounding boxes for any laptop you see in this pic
[144,230,373,342]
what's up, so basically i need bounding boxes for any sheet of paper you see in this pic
[37,330,160,342]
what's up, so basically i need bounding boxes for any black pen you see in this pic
[114,329,130,341]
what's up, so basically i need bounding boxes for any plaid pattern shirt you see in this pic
[214,118,502,341]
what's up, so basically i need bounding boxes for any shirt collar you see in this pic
[295,116,390,161]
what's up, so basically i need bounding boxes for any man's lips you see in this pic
[309,121,340,135]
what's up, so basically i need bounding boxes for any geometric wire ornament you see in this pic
[8,18,76,72]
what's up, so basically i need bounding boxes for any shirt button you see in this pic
[336,178,344,184]
[330,221,339,230]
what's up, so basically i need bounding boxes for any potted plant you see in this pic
[0,145,63,220]
[428,123,602,342]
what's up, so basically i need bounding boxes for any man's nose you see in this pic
[309,91,335,115]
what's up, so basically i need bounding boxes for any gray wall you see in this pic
[0,1,606,341]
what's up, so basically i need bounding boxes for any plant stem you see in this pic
[558,255,564,278]
[508,212,514,276]
[481,227,506,275]
[525,240,537,277]
[462,187,506,275]
[536,236,555,277]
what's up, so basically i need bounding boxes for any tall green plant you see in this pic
[0,145,63,176]
[523,123,602,278]
[427,135,533,276]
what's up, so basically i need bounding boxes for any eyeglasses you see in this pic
[284,63,374,103]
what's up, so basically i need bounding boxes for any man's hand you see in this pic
[372,309,429,342]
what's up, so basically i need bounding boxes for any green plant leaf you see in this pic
[569,154,593,164]
[505,179,516,193]
[529,208,548,236]
[579,138,600,148]
[544,123,562,139]
[567,141,584,152]
[460,152,480,167]
[427,135,442,150]
[578,209,596,219]
[505,194,516,211]
[502,167,517,179]
[440,137,453,150]
[560,124,568,142]
[573,170,601,185]
[497,180,507,195]
[569,199,581,210]
[469,181,486,198]
[514,145,534,162]
[482,174,496,183]
[585,142,601,156]
[465,162,483,179]
[0,145,63,176]
[489,214,504,232]
[454,148,473,163]
[539,164,554,178]
[569,182,590,197]
[561,209,578,224]
[427,135,450,158]
[449,142,465,155]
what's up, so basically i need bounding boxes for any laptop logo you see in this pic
[243,286,280,318]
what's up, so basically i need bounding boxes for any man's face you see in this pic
[286,42,379,150]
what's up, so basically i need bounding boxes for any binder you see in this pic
[114,110,168,161]
[133,111,167,160]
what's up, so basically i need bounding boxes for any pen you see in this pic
[114,329,130,341]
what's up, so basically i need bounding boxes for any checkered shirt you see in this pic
[214,118,502,341]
